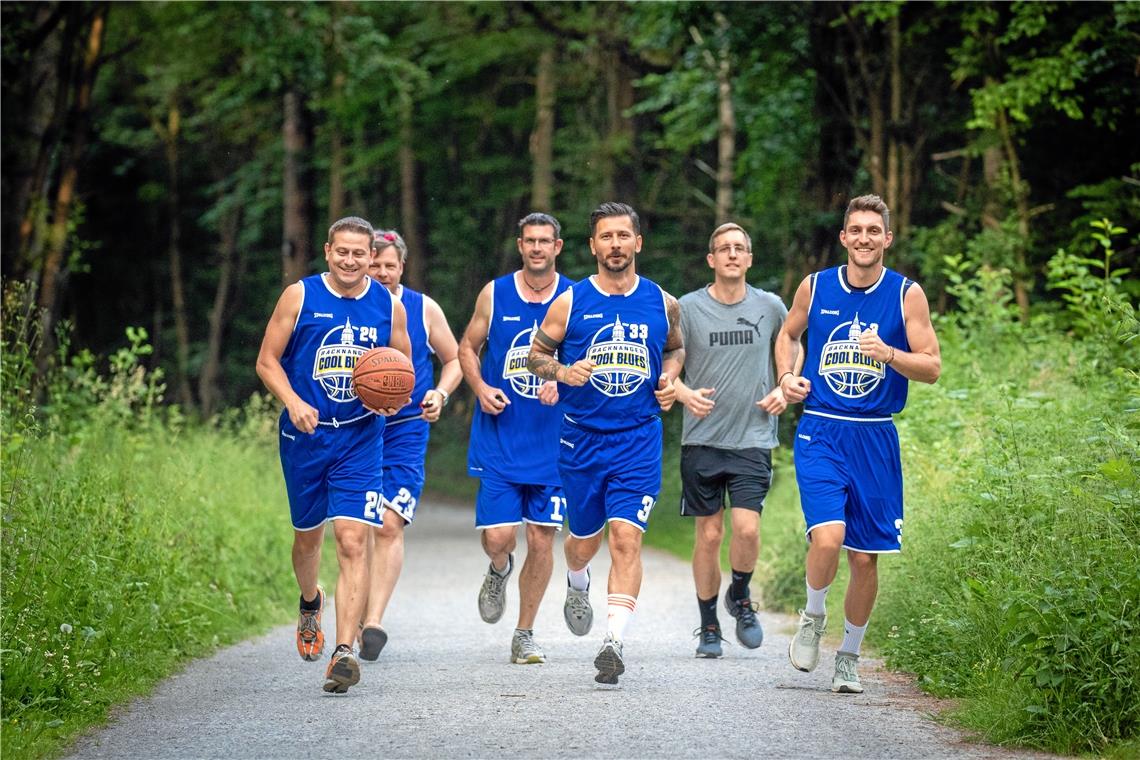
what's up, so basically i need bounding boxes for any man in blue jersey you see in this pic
[256,216,412,694]
[772,194,941,693]
[356,229,463,661]
[673,222,789,658]
[528,202,683,685]
[458,212,573,665]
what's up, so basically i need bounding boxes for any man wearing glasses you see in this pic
[672,223,789,658]
[458,212,573,665]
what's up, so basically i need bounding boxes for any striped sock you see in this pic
[606,594,637,640]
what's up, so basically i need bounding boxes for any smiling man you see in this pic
[256,215,411,694]
[772,194,941,694]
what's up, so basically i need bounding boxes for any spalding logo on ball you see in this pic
[352,347,416,410]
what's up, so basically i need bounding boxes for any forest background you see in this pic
[1,2,1138,759]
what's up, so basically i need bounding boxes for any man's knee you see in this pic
[847,550,878,575]
[608,525,643,561]
[334,522,369,561]
[695,515,724,549]
[525,524,555,555]
[481,526,516,556]
[293,528,323,556]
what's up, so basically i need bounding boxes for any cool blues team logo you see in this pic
[818,312,885,398]
[312,317,371,402]
[502,321,550,399]
[586,315,650,397]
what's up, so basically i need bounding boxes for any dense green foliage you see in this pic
[0,290,301,760]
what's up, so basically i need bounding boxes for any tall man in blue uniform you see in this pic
[772,195,941,693]
[528,202,683,685]
[357,229,463,660]
[458,212,573,665]
[256,216,412,694]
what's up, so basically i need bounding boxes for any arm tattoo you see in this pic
[527,347,564,381]
[533,327,561,351]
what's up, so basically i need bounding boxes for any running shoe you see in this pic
[322,645,361,694]
[832,651,863,693]
[477,553,514,624]
[593,634,625,685]
[510,629,546,664]
[296,585,325,662]
[359,625,388,662]
[693,624,725,659]
[563,584,594,636]
[789,609,827,672]
[723,590,764,649]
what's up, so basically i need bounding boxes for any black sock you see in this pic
[730,570,753,602]
[698,595,719,628]
[300,591,321,611]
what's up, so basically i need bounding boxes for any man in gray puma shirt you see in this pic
[674,222,789,658]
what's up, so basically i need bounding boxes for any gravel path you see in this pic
[68,499,1049,759]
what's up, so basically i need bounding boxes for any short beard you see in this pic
[600,255,632,274]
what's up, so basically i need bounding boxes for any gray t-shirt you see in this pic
[679,284,788,449]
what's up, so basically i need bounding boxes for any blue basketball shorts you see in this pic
[279,413,385,531]
[381,417,429,525]
[474,476,566,530]
[793,412,903,553]
[558,417,663,538]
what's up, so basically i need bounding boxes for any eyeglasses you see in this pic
[713,244,750,256]
[523,237,556,247]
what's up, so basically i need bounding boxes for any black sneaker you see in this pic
[693,624,724,658]
[723,590,764,649]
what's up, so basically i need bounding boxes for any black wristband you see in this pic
[777,371,793,385]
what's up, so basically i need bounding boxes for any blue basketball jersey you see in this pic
[467,272,573,485]
[803,265,911,417]
[389,286,434,424]
[559,275,669,432]
[280,274,395,426]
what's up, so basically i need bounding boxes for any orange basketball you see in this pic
[352,346,415,410]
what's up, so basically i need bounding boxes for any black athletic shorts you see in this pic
[680,445,772,517]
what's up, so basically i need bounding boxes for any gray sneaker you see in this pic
[477,553,513,624]
[693,624,725,659]
[723,590,764,649]
[789,609,827,672]
[563,583,594,636]
[832,651,863,693]
[510,629,546,664]
[593,633,625,685]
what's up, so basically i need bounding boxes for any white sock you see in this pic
[492,554,512,576]
[805,582,829,617]
[840,618,868,655]
[606,594,637,640]
[567,566,591,591]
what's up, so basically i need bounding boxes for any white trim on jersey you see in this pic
[291,280,305,334]
[803,409,892,423]
[609,516,648,534]
[328,514,384,528]
[567,523,606,540]
[803,518,846,538]
[319,271,373,300]
[841,544,902,555]
[836,265,887,295]
[898,277,908,325]
[588,274,641,297]
[475,519,523,530]
[807,272,818,314]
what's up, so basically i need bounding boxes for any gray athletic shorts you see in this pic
[680,445,771,517]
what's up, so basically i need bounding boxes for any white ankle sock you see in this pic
[606,594,637,640]
[840,618,868,655]
[567,566,591,591]
[805,582,829,617]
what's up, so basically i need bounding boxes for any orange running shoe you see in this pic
[296,586,325,661]
[323,645,361,693]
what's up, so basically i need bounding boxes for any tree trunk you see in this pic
[328,71,346,222]
[529,48,555,212]
[996,106,1032,320]
[36,3,106,371]
[160,102,195,412]
[198,205,241,418]
[715,36,735,223]
[399,94,425,290]
[886,13,901,233]
[282,88,313,285]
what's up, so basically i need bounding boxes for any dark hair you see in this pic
[372,229,408,263]
[589,202,640,236]
[843,195,891,232]
[518,212,562,240]
[327,216,374,244]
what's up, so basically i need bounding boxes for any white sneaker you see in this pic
[511,628,546,664]
[789,609,827,672]
[563,584,594,636]
[832,651,863,693]
[593,633,625,685]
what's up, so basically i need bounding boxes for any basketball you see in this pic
[352,346,415,410]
